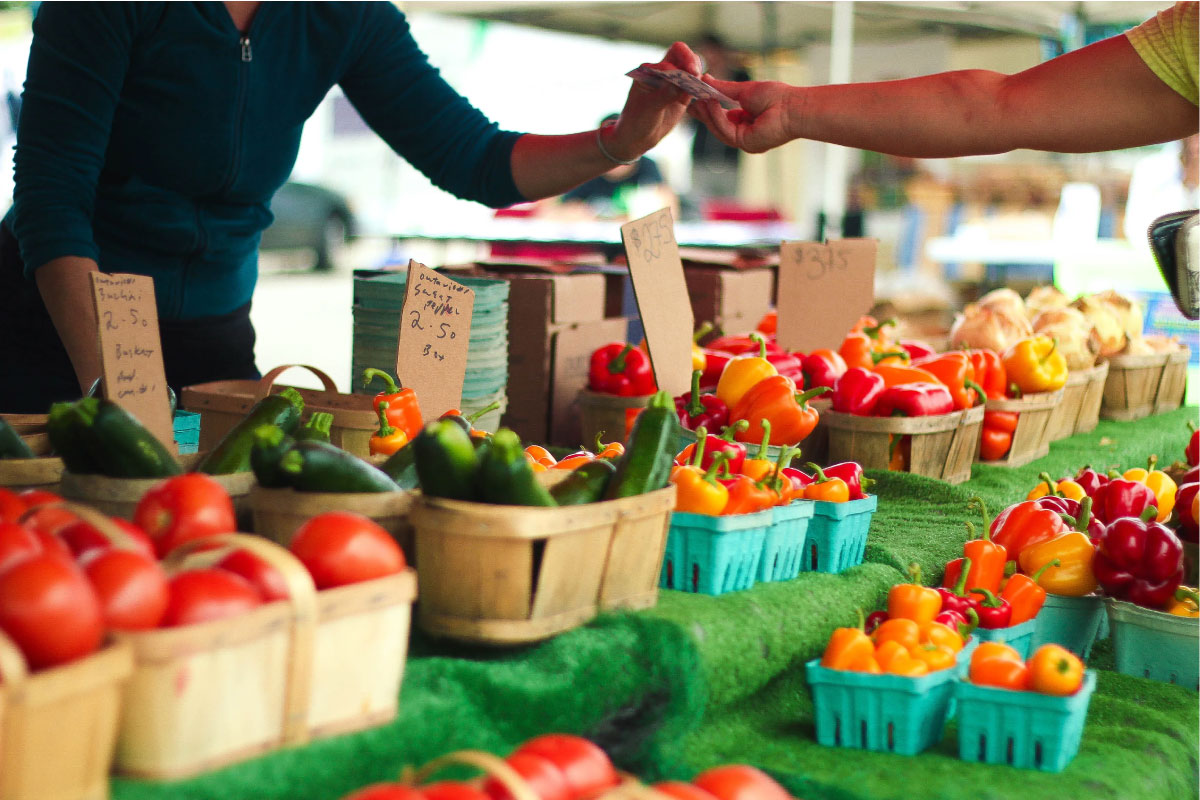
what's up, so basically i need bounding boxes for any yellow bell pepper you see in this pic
[1027,471,1087,502]
[1165,587,1199,617]
[1017,531,1097,597]
[716,334,778,410]
[1002,335,1068,394]
[1122,456,1177,522]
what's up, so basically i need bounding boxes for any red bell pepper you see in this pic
[1176,482,1198,543]
[938,556,974,616]
[873,382,955,417]
[765,352,805,385]
[1036,495,1103,541]
[899,339,937,361]
[689,421,751,474]
[966,349,1007,400]
[704,333,785,356]
[674,369,730,432]
[1094,513,1185,608]
[822,462,872,500]
[589,343,656,396]
[832,367,886,416]
[1073,466,1111,498]
[800,349,848,390]
[1092,477,1158,525]
[1187,421,1199,467]
[969,587,1013,629]
[988,499,1069,564]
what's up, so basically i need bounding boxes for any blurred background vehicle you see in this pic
[259,181,356,272]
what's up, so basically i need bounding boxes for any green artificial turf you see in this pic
[110,407,1200,800]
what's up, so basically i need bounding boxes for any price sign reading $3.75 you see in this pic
[395,261,475,419]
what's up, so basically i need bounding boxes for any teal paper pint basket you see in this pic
[661,509,771,595]
[1106,598,1200,689]
[759,501,813,582]
[953,670,1097,772]
[1032,593,1105,659]
[802,495,877,573]
[173,410,201,455]
[972,617,1038,660]
[805,658,959,755]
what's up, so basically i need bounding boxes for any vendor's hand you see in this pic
[606,41,703,161]
[688,77,795,154]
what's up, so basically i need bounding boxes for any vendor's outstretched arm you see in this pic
[35,256,103,395]
[690,35,1197,157]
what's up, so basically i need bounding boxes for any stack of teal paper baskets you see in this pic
[350,270,509,430]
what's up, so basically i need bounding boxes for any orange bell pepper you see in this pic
[1002,335,1068,395]
[820,612,877,671]
[1017,531,1097,597]
[962,498,1008,595]
[368,401,410,456]
[970,646,1030,690]
[920,621,966,653]
[722,474,776,515]
[756,310,777,336]
[1027,644,1084,696]
[803,464,850,503]
[1000,560,1058,625]
[912,352,984,410]
[671,435,729,515]
[732,379,829,447]
[871,362,943,388]
[873,617,921,651]
[873,639,909,671]
[887,564,942,627]
[716,335,778,409]
[1123,455,1178,522]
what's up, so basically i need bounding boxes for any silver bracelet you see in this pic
[596,122,638,166]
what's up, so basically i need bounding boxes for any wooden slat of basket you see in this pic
[980,391,1062,467]
[1153,347,1191,413]
[1074,361,1109,435]
[941,405,985,484]
[0,414,47,435]
[249,487,414,552]
[1101,353,1167,421]
[530,528,612,619]
[598,487,676,611]
[1046,368,1095,442]
[823,409,963,474]
[0,456,63,492]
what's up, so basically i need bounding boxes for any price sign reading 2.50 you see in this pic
[395,260,475,419]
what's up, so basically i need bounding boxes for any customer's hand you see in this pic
[688,77,796,154]
[606,41,703,161]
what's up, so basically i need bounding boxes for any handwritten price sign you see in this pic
[620,208,694,397]
[775,239,877,353]
[89,272,175,450]
[395,260,474,419]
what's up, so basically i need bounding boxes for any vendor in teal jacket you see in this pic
[0,2,700,413]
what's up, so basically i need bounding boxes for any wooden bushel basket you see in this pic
[410,486,674,645]
[1154,346,1191,413]
[1045,363,1109,442]
[248,486,415,555]
[0,455,63,493]
[822,406,982,484]
[977,390,1064,468]
[181,364,380,457]
[578,389,653,451]
[1100,352,1168,421]
[0,633,132,800]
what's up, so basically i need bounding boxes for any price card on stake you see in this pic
[775,239,877,353]
[395,260,474,419]
[89,272,175,450]
[620,208,695,397]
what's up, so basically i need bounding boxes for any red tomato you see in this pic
[161,569,262,628]
[58,517,156,560]
[20,505,80,539]
[80,548,170,631]
[288,512,405,589]
[0,521,43,573]
[0,488,25,524]
[32,529,74,561]
[215,549,291,602]
[652,784,722,800]
[134,473,237,558]
[420,782,490,800]
[0,553,104,669]
[514,735,617,799]
[691,767,791,800]
[340,785,428,800]
[483,752,570,800]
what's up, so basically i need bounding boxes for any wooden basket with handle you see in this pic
[1153,346,1191,413]
[1045,362,1109,442]
[248,486,415,556]
[977,390,1063,468]
[822,406,983,484]
[1100,352,1168,421]
[401,747,645,800]
[578,389,653,452]
[181,364,380,457]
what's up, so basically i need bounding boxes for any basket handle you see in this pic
[19,501,148,553]
[404,749,542,800]
[256,364,339,400]
[0,627,28,688]
[163,533,318,747]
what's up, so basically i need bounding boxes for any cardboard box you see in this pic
[683,265,775,336]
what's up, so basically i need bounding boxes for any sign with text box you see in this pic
[395,260,474,419]
[620,208,694,397]
[89,272,175,449]
[776,239,877,353]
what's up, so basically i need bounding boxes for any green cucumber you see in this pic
[294,411,334,443]
[603,390,678,499]
[478,428,556,507]
[0,416,35,459]
[550,459,616,506]
[47,401,101,473]
[249,425,297,489]
[378,440,419,490]
[196,388,304,474]
[277,440,399,493]
[412,418,481,501]
[77,398,181,478]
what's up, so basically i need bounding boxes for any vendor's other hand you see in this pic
[609,41,703,161]
[688,77,794,154]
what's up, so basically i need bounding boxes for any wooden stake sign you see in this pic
[395,260,474,419]
[620,208,695,397]
[776,239,877,353]
[89,272,175,449]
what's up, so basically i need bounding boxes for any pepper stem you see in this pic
[1139,505,1158,522]
[755,419,772,459]
[972,587,1003,608]
[906,562,924,585]
[466,400,502,424]
[1175,586,1200,605]
[1147,454,1158,472]
[1009,381,1023,399]
[608,344,635,374]
[1029,559,1060,584]
[1037,472,1061,498]
[864,318,896,340]
[691,426,709,469]
[967,496,992,538]
[964,379,987,407]
[794,386,832,406]
[375,402,397,438]
[362,367,400,393]
[721,419,750,442]
[806,462,832,484]
[687,369,704,419]
[693,321,714,344]
[870,349,908,364]
[701,452,725,484]
[750,333,767,360]
[953,554,973,597]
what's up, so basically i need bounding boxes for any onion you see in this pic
[949,303,1033,353]
[1070,295,1126,357]
[1025,285,1069,319]
[1032,307,1099,370]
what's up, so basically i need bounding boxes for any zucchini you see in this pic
[278,440,399,493]
[478,428,556,507]
[47,401,101,473]
[249,425,297,488]
[294,411,334,443]
[412,418,481,501]
[0,416,35,459]
[196,388,304,474]
[378,440,419,490]
[550,459,616,506]
[603,391,678,499]
[76,397,182,478]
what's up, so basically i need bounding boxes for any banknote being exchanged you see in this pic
[626,66,741,110]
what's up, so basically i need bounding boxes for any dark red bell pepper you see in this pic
[1036,495,1103,542]
[674,369,730,432]
[969,587,1013,629]
[937,556,974,616]
[589,343,656,396]
[1073,466,1110,498]
[800,349,848,390]
[832,367,886,416]
[873,382,955,417]
[1176,482,1198,543]
[1187,421,1199,467]
[699,349,733,391]
[1094,513,1185,608]
[899,339,936,361]
[1092,477,1158,525]
[822,461,873,500]
[765,352,805,385]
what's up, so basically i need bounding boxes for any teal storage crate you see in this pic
[802,494,877,573]
[954,670,1097,772]
[661,509,771,595]
[173,410,201,455]
[1106,598,1199,689]
[973,617,1038,660]
[1031,593,1105,659]
[805,658,959,756]
[759,501,813,582]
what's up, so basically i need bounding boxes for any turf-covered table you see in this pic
[111,407,1200,800]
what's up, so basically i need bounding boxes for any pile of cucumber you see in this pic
[47,397,181,478]
[0,417,36,460]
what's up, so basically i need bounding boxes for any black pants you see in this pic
[0,224,260,413]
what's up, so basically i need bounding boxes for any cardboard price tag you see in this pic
[395,261,474,419]
[620,208,695,397]
[89,272,175,450]
[776,239,877,353]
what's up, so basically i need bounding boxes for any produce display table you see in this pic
[110,407,1200,800]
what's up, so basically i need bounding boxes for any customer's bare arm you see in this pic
[34,256,102,394]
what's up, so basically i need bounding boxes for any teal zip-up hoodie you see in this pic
[9,2,525,319]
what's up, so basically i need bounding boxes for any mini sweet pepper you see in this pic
[1002,335,1068,394]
